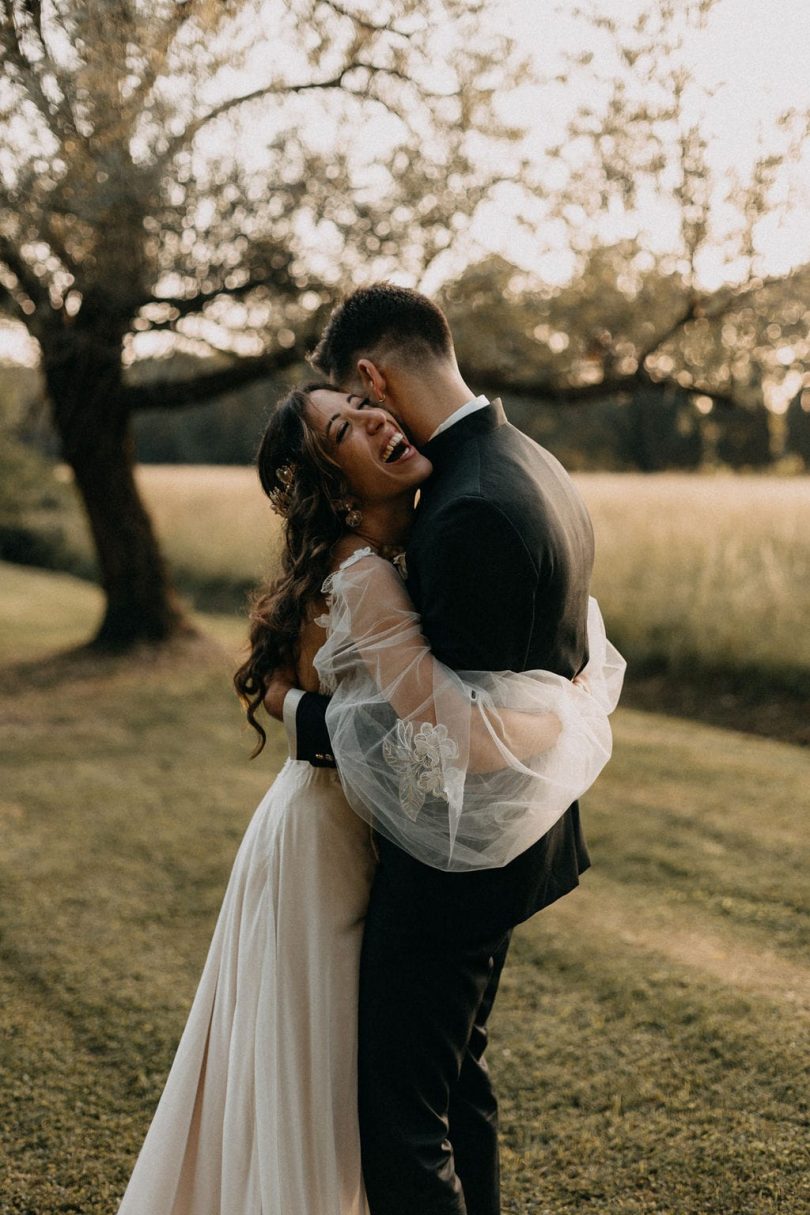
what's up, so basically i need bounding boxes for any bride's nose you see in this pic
[361,408,388,432]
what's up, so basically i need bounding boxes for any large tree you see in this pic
[0,0,526,647]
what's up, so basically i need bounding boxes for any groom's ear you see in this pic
[356,358,387,404]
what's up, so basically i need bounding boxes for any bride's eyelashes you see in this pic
[336,397,372,445]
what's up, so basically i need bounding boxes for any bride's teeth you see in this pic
[382,432,404,462]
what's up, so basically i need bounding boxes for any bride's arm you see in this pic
[315,550,624,871]
[320,551,562,774]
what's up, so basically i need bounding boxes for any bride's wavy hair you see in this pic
[233,381,354,755]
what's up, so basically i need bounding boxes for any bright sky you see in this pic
[2,0,810,365]
[456,0,810,288]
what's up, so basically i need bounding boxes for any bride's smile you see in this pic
[306,387,432,503]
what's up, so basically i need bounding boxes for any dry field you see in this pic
[579,473,810,683]
[49,466,810,685]
[74,467,807,684]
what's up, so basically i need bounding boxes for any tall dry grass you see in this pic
[578,473,810,683]
[59,466,810,681]
[137,465,282,586]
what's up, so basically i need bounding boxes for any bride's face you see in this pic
[307,388,432,504]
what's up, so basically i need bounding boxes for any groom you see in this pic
[264,283,595,1215]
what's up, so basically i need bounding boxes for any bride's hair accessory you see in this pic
[268,463,295,517]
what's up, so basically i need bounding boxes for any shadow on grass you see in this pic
[0,629,230,693]
[622,661,810,747]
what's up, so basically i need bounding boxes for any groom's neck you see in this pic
[392,361,476,447]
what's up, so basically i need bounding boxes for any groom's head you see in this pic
[310,283,467,442]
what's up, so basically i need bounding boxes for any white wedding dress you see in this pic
[115,758,376,1215]
[116,549,624,1215]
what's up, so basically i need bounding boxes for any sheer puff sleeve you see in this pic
[313,550,626,872]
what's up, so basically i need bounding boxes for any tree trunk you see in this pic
[70,430,194,649]
[44,322,195,650]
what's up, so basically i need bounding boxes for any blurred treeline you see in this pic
[4,244,810,476]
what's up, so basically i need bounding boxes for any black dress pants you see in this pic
[358,860,512,1215]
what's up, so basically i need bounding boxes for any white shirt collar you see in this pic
[427,395,490,442]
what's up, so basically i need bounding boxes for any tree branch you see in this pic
[476,365,739,410]
[354,58,461,99]
[0,234,49,308]
[0,277,27,322]
[635,268,803,370]
[546,267,809,405]
[152,51,442,168]
[154,65,363,166]
[0,3,80,143]
[41,215,80,279]
[122,347,303,412]
[695,387,738,409]
[142,272,292,322]
[637,296,700,366]
[320,0,414,38]
[19,0,83,140]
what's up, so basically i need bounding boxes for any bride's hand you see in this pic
[263,663,297,721]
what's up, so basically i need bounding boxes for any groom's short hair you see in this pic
[310,283,454,384]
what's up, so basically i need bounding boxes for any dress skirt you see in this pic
[116,759,376,1215]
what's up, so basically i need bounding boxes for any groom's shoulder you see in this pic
[424,430,583,544]
[497,417,574,473]
[478,421,586,513]
[423,417,586,521]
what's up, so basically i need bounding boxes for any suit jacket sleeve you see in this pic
[421,496,540,671]
[292,691,337,767]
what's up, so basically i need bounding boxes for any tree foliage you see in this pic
[460,0,810,420]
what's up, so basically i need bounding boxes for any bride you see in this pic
[115,383,624,1215]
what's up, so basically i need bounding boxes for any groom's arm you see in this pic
[264,675,336,767]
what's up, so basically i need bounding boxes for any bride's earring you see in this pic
[336,498,363,529]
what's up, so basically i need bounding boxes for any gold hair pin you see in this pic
[268,463,295,517]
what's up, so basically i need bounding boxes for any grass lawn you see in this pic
[0,563,807,1214]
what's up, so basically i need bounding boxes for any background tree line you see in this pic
[5,239,810,473]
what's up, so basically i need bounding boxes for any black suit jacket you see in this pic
[293,400,595,936]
